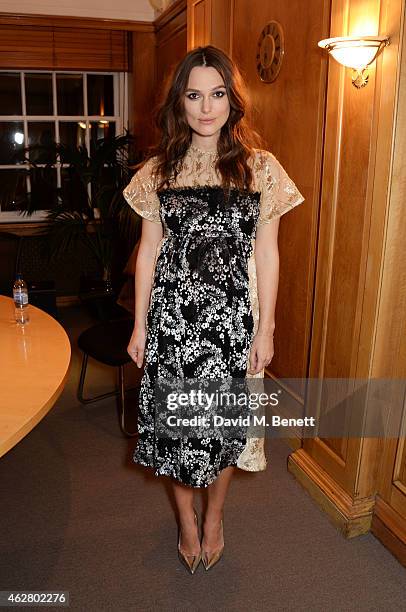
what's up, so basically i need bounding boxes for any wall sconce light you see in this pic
[318,36,390,88]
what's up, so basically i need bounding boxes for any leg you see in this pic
[202,465,234,553]
[172,479,200,555]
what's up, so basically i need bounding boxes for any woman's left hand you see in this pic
[247,332,274,375]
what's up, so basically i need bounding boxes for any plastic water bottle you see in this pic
[13,273,30,324]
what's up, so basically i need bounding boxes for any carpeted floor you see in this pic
[1,304,405,612]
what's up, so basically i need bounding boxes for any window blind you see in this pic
[0,25,129,71]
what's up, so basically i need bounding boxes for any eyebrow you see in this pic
[185,85,226,93]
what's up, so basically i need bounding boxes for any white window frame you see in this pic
[0,69,129,223]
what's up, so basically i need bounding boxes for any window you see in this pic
[0,70,128,222]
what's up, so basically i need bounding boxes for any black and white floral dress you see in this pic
[123,143,304,487]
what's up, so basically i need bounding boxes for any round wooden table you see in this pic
[0,295,71,457]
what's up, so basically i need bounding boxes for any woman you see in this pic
[123,45,304,573]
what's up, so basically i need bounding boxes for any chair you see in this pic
[77,316,140,437]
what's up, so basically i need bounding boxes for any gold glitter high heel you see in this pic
[201,518,224,571]
[177,508,201,574]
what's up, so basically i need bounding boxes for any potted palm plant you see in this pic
[9,129,140,299]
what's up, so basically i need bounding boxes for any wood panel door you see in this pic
[233,0,330,440]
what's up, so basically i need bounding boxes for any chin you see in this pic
[193,123,218,135]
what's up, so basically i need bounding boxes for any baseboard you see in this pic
[287,448,375,538]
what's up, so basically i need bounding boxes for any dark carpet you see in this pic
[0,305,405,611]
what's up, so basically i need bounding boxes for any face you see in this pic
[183,66,230,140]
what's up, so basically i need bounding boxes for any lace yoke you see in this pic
[123,143,304,226]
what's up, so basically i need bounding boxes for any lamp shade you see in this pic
[318,36,389,70]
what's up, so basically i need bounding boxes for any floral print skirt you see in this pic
[133,186,265,487]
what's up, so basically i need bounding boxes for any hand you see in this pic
[247,332,274,375]
[127,324,147,368]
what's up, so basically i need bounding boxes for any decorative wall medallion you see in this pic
[256,21,284,83]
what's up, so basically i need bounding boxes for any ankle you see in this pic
[201,519,224,553]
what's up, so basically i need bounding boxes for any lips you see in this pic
[199,118,215,123]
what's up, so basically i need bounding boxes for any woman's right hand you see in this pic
[127,323,147,368]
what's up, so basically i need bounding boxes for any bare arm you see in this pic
[255,218,280,334]
[248,219,279,374]
[128,219,163,367]
[135,219,163,326]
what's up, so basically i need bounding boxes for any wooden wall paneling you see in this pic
[187,0,212,48]
[187,0,233,53]
[128,0,187,154]
[300,0,379,493]
[288,0,406,539]
[129,31,157,153]
[357,0,406,520]
[372,498,406,567]
[209,0,233,55]
[232,0,330,408]
[155,0,188,86]
[368,0,406,563]
[368,0,406,509]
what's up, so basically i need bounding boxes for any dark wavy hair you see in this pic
[140,45,266,195]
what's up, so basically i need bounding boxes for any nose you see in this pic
[201,95,212,114]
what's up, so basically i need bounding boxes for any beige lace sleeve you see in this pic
[123,156,161,224]
[256,150,305,226]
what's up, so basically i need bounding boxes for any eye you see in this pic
[186,90,226,100]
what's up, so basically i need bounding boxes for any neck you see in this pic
[190,135,218,152]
